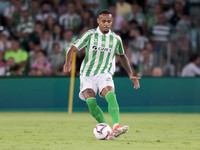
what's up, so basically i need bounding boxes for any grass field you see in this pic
[0,112,200,150]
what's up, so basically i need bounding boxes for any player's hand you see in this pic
[63,63,71,73]
[129,74,140,89]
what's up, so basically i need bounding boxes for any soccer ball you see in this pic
[93,123,112,140]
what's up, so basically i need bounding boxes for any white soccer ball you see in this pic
[93,123,112,140]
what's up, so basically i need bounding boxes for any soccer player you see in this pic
[63,9,140,139]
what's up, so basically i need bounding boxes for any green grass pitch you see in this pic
[0,112,200,150]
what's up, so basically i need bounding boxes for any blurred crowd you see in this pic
[0,0,200,77]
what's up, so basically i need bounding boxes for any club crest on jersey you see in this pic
[92,45,111,52]
[110,41,113,45]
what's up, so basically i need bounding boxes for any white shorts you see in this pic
[79,73,115,101]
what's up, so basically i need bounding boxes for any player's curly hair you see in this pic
[98,9,111,17]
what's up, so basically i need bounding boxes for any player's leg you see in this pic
[82,89,107,124]
[101,86,119,128]
[101,86,129,137]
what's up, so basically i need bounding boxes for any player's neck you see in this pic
[99,28,109,35]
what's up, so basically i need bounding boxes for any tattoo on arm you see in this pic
[119,54,133,76]
[83,89,96,100]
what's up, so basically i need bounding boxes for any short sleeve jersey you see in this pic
[73,27,124,77]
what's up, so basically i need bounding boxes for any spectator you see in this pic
[84,0,100,17]
[81,10,93,26]
[4,0,22,27]
[176,14,191,34]
[181,54,200,77]
[30,0,41,20]
[45,16,55,35]
[4,39,28,69]
[159,0,174,20]
[128,19,139,30]
[3,57,15,76]
[36,2,57,22]
[86,16,97,29]
[28,21,43,50]
[152,66,163,77]
[146,4,162,28]
[40,29,53,56]
[0,51,6,76]
[61,30,77,55]
[169,2,185,27]
[53,24,63,43]
[145,42,155,66]
[29,42,42,65]
[119,19,130,41]
[125,3,147,32]
[52,0,67,17]
[19,6,34,23]
[148,13,174,43]
[129,27,149,66]
[31,50,51,76]
[16,8,34,51]
[48,43,64,75]
[109,4,124,32]
[0,29,11,52]
[116,0,132,17]
[137,49,152,76]
[59,2,81,32]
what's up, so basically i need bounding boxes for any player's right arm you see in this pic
[63,30,92,73]
[63,45,78,73]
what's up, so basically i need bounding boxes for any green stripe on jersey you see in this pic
[101,35,106,47]
[94,33,98,46]
[101,53,111,73]
[81,34,92,74]
[118,39,124,55]
[94,51,104,75]
[86,50,97,76]
[107,39,119,73]
[109,35,113,48]
[78,35,89,50]
[101,35,113,73]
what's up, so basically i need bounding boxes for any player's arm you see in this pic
[63,45,78,73]
[116,37,140,89]
[119,54,140,89]
[63,30,90,73]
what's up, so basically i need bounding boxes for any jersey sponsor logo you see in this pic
[92,45,111,52]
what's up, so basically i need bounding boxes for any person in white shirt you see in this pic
[181,54,200,77]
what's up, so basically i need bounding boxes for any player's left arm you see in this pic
[117,37,140,89]
[119,54,140,89]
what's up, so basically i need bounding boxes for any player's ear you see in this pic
[97,18,99,24]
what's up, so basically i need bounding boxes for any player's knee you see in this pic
[86,98,97,109]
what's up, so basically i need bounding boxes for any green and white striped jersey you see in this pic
[73,27,124,77]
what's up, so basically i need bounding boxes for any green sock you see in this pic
[105,92,119,125]
[86,98,107,124]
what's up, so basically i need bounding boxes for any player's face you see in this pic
[97,14,113,34]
